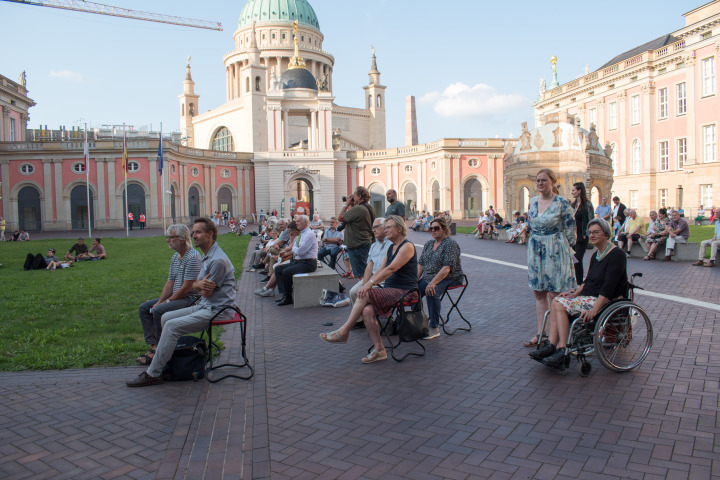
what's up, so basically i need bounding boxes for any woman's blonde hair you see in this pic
[537,168,560,195]
[385,215,407,236]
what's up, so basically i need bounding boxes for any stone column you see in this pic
[204,165,211,215]
[236,165,245,216]
[96,158,106,224]
[685,55,697,164]
[148,157,158,218]
[209,165,216,215]
[107,159,117,224]
[42,159,53,227]
[283,110,289,150]
[1,107,8,142]
[180,162,187,220]
[53,159,64,226]
[1,160,11,226]
[243,166,251,218]
[617,92,627,174]
[20,114,28,141]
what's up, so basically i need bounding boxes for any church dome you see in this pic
[280,67,318,90]
[238,0,320,30]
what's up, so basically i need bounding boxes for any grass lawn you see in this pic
[0,233,250,371]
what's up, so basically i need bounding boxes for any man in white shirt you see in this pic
[274,215,319,306]
[349,217,391,305]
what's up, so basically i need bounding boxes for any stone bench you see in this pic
[628,241,700,261]
[292,266,340,308]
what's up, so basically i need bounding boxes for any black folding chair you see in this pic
[203,305,254,382]
[438,274,471,335]
[370,288,425,362]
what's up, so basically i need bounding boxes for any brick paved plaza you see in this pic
[1,229,719,479]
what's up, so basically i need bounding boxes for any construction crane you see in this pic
[1,0,222,31]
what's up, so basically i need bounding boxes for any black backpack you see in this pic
[162,335,207,381]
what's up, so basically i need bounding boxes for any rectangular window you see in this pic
[659,189,668,207]
[701,184,714,207]
[589,108,597,128]
[658,141,669,171]
[631,95,641,124]
[702,57,716,96]
[9,117,16,141]
[704,124,717,162]
[658,87,668,119]
[608,102,617,130]
[677,138,687,169]
[629,190,639,209]
[676,82,686,115]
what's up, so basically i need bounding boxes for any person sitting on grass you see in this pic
[87,238,107,260]
[64,238,88,261]
[692,219,720,267]
[319,215,418,364]
[530,218,627,367]
[127,217,236,387]
[136,224,202,366]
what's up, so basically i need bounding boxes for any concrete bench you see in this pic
[292,266,340,308]
[628,242,699,261]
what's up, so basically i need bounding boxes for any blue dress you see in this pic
[527,195,577,292]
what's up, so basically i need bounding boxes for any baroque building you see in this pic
[0,0,508,231]
[534,0,720,217]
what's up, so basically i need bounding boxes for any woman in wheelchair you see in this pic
[530,218,628,367]
[319,215,418,364]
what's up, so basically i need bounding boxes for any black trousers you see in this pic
[573,237,588,285]
[276,258,317,298]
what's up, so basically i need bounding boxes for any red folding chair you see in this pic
[439,274,470,335]
[203,306,254,382]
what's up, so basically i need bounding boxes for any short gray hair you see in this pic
[587,218,611,238]
[167,224,192,247]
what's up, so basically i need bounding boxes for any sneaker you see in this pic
[126,371,164,387]
[529,343,556,361]
[259,289,276,297]
[423,327,440,340]
[254,287,267,295]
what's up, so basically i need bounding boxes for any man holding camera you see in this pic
[338,186,375,277]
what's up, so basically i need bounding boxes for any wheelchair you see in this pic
[535,273,653,376]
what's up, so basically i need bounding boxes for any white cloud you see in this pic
[49,70,83,82]
[419,82,530,118]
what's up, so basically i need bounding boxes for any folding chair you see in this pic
[203,305,254,382]
[438,274,471,335]
[370,288,425,362]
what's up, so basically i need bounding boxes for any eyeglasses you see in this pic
[428,226,442,232]
[371,225,382,230]
[167,235,181,239]
[587,230,604,236]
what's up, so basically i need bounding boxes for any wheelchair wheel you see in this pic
[577,360,592,377]
[593,301,653,372]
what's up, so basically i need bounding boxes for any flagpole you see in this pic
[124,123,128,237]
[85,123,91,239]
[160,122,166,233]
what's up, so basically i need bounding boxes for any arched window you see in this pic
[255,76,261,92]
[376,94,382,108]
[632,140,641,174]
[211,127,235,152]
[245,77,250,93]
[368,95,372,109]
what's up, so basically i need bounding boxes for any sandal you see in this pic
[523,335,546,348]
[341,272,355,279]
[361,349,387,364]
[642,254,655,261]
[136,349,155,365]
[319,330,347,344]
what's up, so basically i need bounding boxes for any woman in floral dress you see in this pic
[524,168,577,347]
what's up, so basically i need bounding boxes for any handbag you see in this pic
[396,292,429,342]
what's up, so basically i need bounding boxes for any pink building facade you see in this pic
[534,1,720,217]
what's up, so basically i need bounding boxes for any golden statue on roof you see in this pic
[288,20,307,70]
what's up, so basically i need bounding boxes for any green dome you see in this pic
[238,0,320,30]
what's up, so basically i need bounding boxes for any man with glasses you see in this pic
[274,215,319,306]
[349,217,390,306]
[134,224,202,368]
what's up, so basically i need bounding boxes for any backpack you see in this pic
[162,335,207,381]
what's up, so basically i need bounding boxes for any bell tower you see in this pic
[178,57,199,147]
[363,47,386,149]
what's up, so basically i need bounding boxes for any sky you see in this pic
[1,0,697,148]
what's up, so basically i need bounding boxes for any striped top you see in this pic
[169,248,202,301]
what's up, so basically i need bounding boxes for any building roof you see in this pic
[238,0,320,30]
[280,67,318,90]
[598,34,679,70]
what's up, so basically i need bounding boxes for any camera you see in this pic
[342,196,347,202]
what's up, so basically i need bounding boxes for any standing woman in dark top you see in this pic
[320,215,418,364]
[570,182,595,284]
[529,218,627,367]
[418,217,463,339]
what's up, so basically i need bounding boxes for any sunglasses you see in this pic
[428,226,442,232]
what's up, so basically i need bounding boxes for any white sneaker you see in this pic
[259,289,276,297]
[424,327,440,340]
[254,287,267,295]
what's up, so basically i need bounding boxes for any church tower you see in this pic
[178,60,199,147]
[363,48,386,149]
[239,22,269,152]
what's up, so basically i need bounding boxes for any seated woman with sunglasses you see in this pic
[418,218,463,339]
[530,218,627,367]
[320,215,418,363]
